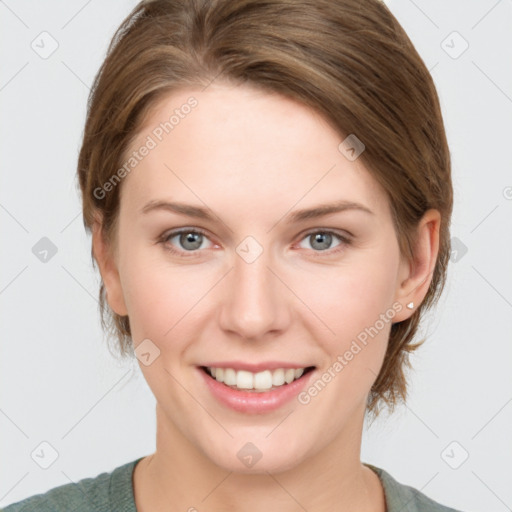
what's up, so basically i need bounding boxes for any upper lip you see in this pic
[200,361,315,372]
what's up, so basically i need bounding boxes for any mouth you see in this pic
[199,363,316,414]
[200,365,316,392]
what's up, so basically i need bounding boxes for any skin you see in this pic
[92,82,440,512]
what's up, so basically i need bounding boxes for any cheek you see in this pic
[295,240,399,385]
[297,269,394,418]
[118,247,214,345]
[301,256,398,342]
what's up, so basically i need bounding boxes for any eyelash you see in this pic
[157,227,352,259]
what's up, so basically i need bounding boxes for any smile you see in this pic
[204,366,314,392]
[199,365,316,414]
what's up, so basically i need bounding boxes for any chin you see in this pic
[203,435,309,475]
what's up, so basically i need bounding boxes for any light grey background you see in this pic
[1,1,511,510]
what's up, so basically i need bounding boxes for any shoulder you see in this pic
[365,463,464,512]
[1,458,142,512]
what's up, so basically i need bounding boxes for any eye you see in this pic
[159,228,214,257]
[158,227,352,258]
[296,229,351,255]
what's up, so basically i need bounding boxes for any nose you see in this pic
[218,245,291,341]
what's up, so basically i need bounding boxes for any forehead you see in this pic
[119,83,390,221]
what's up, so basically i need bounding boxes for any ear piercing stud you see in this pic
[406,302,414,309]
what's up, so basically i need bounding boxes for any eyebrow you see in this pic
[140,199,374,222]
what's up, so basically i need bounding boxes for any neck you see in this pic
[133,403,386,512]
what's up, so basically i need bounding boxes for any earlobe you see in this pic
[91,219,128,317]
[393,209,441,322]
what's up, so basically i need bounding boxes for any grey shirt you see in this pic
[1,458,463,511]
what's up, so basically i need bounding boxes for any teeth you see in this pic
[284,369,295,384]
[224,368,237,386]
[236,370,253,389]
[254,370,272,390]
[272,368,285,386]
[207,366,309,392]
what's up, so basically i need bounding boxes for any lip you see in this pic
[198,365,315,414]
[201,361,311,372]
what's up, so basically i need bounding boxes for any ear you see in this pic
[392,209,441,322]
[91,215,128,317]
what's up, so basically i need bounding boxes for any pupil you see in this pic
[181,232,202,250]
[312,232,331,251]
[178,232,333,251]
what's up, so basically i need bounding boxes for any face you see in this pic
[98,82,413,473]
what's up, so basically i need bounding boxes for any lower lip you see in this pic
[199,367,315,414]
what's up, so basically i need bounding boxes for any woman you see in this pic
[3,0,462,510]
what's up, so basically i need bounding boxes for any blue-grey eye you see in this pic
[163,229,211,252]
[298,231,344,252]
[178,231,204,250]
[310,232,334,251]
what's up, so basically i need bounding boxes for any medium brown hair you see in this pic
[77,0,453,418]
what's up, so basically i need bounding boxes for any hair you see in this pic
[77,0,452,419]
